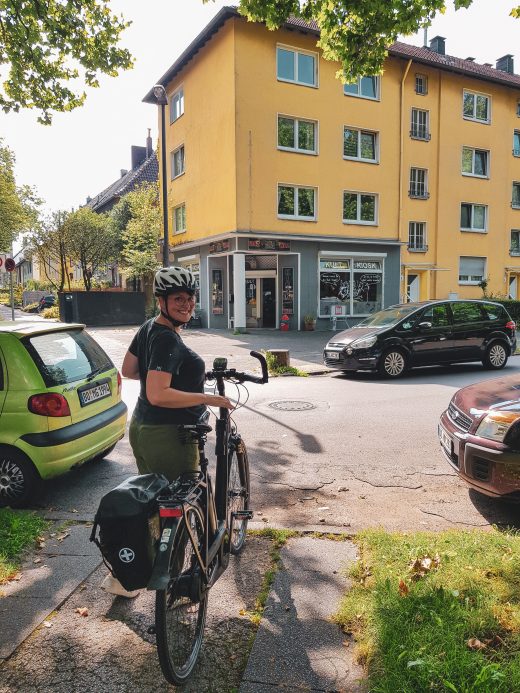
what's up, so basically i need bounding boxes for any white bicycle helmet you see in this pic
[153,266,196,297]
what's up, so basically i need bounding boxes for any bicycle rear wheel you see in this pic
[155,507,208,685]
[228,440,250,555]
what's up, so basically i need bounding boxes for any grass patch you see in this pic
[263,350,308,377]
[335,528,520,692]
[0,508,49,583]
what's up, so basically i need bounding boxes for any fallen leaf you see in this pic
[337,487,349,492]
[56,532,70,542]
[467,637,486,651]
[342,640,350,648]
[75,607,89,617]
[33,558,41,564]
[261,517,269,523]
[319,518,326,523]
[42,621,52,628]
[71,509,78,513]
[398,579,409,596]
[9,572,22,582]
[238,608,247,616]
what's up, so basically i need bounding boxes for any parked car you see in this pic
[0,321,127,507]
[439,374,520,500]
[38,294,56,312]
[323,300,517,378]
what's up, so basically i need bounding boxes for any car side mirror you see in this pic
[418,321,432,330]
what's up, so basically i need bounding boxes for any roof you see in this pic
[143,6,520,101]
[87,151,158,213]
[0,321,84,337]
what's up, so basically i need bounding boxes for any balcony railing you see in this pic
[408,187,430,199]
[410,128,431,141]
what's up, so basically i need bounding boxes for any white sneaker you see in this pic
[101,574,141,599]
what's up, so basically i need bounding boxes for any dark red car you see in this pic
[439,374,520,499]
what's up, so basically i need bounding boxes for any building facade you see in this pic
[144,8,520,330]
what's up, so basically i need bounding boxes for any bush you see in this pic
[22,302,40,313]
[490,299,520,322]
[41,306,60,319]
[25,279,55,292]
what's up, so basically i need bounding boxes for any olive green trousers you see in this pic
[129,416,200,482]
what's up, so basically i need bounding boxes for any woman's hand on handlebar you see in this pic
[205,394,234,410]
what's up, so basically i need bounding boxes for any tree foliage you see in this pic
[221,0,519,80]
[118,182,161,281]
[0,139,40,252]
[0,0,133,124]
[25,211,70,292]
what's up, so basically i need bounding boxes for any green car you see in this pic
[0,321,128,508]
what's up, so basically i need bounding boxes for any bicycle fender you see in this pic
[147,517,180,591]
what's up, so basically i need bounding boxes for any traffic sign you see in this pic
[5,258,15,272]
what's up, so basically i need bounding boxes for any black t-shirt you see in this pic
[128,319,206,425]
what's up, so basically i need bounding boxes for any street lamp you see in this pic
[153,84,169,266]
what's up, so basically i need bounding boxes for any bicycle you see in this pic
[148,349,268,685]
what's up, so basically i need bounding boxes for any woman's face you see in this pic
[163,291,196,322]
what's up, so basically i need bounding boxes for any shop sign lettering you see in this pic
[209,240,230,254]
[353,261,380,270]
[248,239,290,251]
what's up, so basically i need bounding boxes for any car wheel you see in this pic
[378,349,408,378]
[482,342,508,370]
[0,449,41,508]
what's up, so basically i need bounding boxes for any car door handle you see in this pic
[439,336,447,340]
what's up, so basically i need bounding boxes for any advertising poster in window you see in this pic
[211,269,224,314]
[282,267,294,315]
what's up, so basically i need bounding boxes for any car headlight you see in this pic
[476,412,520,442]
[350,335,377,350]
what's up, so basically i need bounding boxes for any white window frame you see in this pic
[277,114,318,155]
[463,89,491,124]
[343,75,380,101]
[343,126,378,163]
[415,74,428,95]
[171,144,185,179]
[409,168,428,198]
[170,86,184,123]
[460,202,488,232]
[277,184,317,221]
[513,182,520,209]
[459,256,486,285]
[173,203,186,234]
[410,108,430,140]
[342,190,378,225]
[276,44,318,88]
[461,146,489,178]
[514,130,520,157]
[408,222,427,251]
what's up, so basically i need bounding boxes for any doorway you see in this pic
[245,275,277,327]
[407,274,420,302]
[261,278,276,327]
[509,276,517,299]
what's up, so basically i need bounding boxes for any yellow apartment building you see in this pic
[144,7,520,330]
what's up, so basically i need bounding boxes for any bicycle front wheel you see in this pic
[155,507,208,685]
[228,439,250,555]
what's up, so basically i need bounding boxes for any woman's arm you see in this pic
[121,350,140,380]
[146,370,233,409]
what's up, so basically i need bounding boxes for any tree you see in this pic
[63,207,118,291]
[0,140,40,252]
[25,211,70,292]
[119,182,161,283]
[0,0,133,124]
[225,1,518,81]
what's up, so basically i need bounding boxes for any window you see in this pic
[171,145,185,178]
[408,222,427,251]
[511,230,520,255]
[513,183,520,208]
[173,203,186,234]
[451,302,485,323]
[422,304,449,327]
[343,127,378,162]
[343,76,379,100]
[517,101,520,117]
[277,116,317,153]
[410,109,430,140]
[409,168,428,198]
[277,184,316,220]
[461,146,489,177]
[460,203,487,232]
[276,46,317,86]
[459,256,486,284]
[319,258,383,317]
[514,131,520,156]
[463,90,490,123]
[415,74,428,95]
[170,87,184,123]
[343,191,377,224]
[181,261,200,306]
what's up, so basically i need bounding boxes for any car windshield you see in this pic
[354,305,419,328]
[24,329,113,386]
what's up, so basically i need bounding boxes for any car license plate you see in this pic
[327,351,340,360]
[79,381,111,406]
[438,425,451,454]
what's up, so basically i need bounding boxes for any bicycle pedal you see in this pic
[147,625,156,635]
[232,510,253,520]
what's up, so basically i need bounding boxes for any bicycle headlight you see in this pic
[476,412,520,443]
[350,335,378,350]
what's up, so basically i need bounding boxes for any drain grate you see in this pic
[268,400,316,411]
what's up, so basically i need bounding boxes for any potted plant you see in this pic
[303,313,316,331]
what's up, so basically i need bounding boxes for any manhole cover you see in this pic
[268,400,316,411]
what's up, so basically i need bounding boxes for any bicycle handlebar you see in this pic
[205,350,268,384]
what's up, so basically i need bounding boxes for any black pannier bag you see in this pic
[90,474,170,591]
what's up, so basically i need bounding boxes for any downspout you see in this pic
[398,59,412,302]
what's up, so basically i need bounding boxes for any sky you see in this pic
[2,0,520,218]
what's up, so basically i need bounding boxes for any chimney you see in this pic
[429,35,446,55]
[496,54,514,74]
[130,146,146,169]
[86,195,92,204]
[120,169,128,178]
[146,128,153,157]
[466,57,475,62]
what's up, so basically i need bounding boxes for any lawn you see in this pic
[336,528,520,692]
[0,508,48,583]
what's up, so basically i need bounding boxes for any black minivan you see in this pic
[323,300,517,378]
